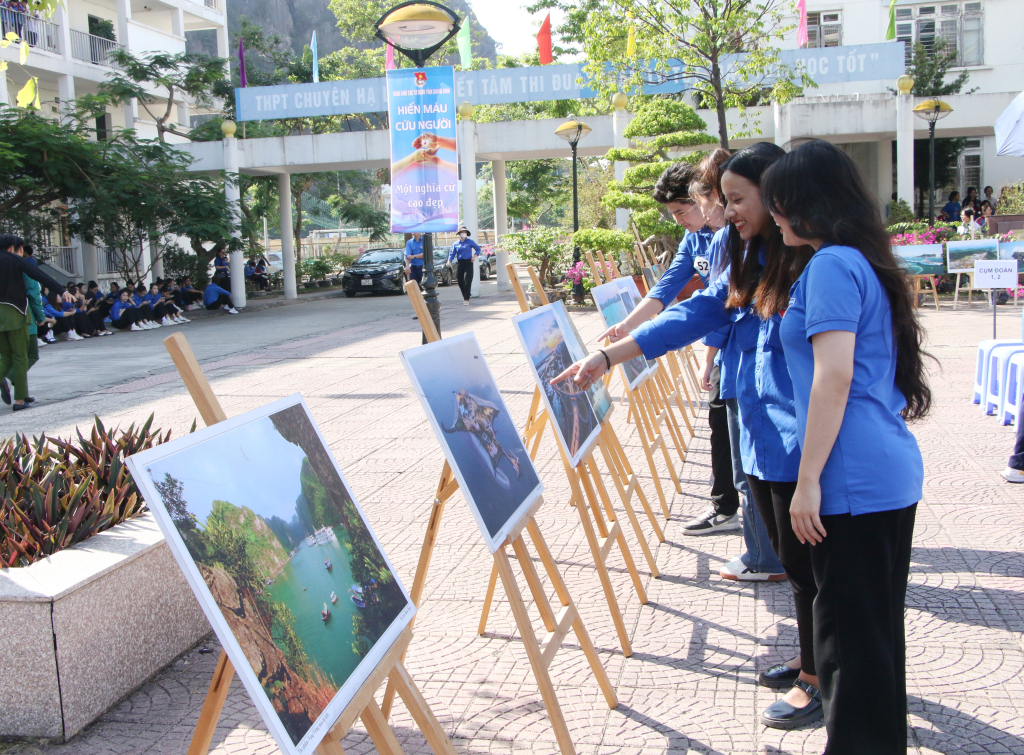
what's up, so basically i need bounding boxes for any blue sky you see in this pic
[144,414,309,526]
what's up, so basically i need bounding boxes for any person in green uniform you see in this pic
[0,244,50,405]
[0,234,71,411]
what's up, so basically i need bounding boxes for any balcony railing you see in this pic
[0,8,60,54]
[70,29,124,69]
[97,247,120,275]
[39,247,78,276]
[202,0,224,13]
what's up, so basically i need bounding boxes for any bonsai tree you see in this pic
[499,228,569,284]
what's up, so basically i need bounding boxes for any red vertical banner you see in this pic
[537,13,552,65]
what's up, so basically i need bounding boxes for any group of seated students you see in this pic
[38,276,239,342]
[213,249,272,291]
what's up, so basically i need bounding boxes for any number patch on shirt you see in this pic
[694,257,711,276]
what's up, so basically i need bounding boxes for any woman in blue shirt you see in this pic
[447,226,480,304]
[554,143,821,731]
[762,140,928,755]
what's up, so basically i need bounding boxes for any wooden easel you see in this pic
[378,285,618,755]
[912,274,941,311]
[161,333,455,755]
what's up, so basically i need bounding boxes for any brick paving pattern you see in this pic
[3,291,1023,755]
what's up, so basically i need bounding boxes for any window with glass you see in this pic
[804,11,842,48]
[894,2,983,66]
[960,140,982,197]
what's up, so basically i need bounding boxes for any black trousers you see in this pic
[110,310,140,329]
[747,475,817,676]
[409,265,423,284]
[708,363,739,517]
[206,293,232,310]
[52,315,75,335]
[456,259,473,300]
[813,503,917,755]
[177,291,202,307]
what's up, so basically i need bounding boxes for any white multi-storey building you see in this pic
[777,0,1024,198]
[0,0,228,278]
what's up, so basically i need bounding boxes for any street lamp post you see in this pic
[374,1,460,339]
[913,98,953,223]
[555,118,591,301]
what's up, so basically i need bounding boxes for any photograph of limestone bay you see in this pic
[143,403,409,748]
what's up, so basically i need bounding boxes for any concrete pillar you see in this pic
[116,0,134,130]
[492,158,509,291]
[149,238,164,280]
[459,117,480,297]
[171,7,184,37]
[278,173,297,300]
[0,71,9,105]
[215,26,229,57]
[81,241,98,284]
[57,74,75,123]
[877,138,893,221]
[773,101,792,148]
[613,106,632,231]
[223,133,246,308]
[896,94,915,208]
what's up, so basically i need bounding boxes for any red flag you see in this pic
[537,13,552,65]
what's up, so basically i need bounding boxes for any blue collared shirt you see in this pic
[203,283,231,307]
[448,238,480,262]
[631,260,801,482]
[781,244,923,515]
[646,228,715,308]
[405,237,424,267]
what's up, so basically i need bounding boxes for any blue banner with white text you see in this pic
[387,66,459,233]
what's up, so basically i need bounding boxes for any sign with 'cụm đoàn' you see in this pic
[974,260,1019,289]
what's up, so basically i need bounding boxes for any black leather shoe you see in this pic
[24,397,34,404]
[0,378,9,405]
[12,402,33,412]
[760,679,823,730]
[759,662,801,689]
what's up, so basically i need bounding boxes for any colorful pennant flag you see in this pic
[886,0,898,40]
[385,42,395,70]
[238,37,247,87]
[457,21,472,69]
[537,13,552,65]
[797,0,809,47]
[626,26,636,57]
[311,31,319,83]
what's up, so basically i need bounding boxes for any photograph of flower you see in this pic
[591,280,653,391]
[947,239,999,270]
[513,304,602,467]
[126,397,414,755]
[893,243,946,275]
[401,333,544,552]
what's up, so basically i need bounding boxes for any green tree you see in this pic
[506,160,569,228]
[100,50,227,142]
[533,0,810,148]
[500,227,569,282]
[604,99,715,253]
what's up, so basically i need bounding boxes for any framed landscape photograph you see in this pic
[591,280,653,391]
[126,396,415,755]
[894,243,946,275]
[554,301,614,425]
[513,304,603,467]
[947,239,999,270]
[401,332,544,552]
[999,239,1024,262]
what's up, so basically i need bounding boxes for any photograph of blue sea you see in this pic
[592,282,649,388]
[1000,239,1024,261]
[894,243,945,275]
[141,403,410,747]
[404,335,543,540]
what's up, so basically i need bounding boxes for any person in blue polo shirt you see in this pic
[405,233,424,288]
[447,225,480,304]
[763,140,928,755]
[940,190,961,222]
[204,281,238,313]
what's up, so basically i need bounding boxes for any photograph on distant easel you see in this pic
[127,397,414,755]
[401,332,544,551]
[554,301,613,424]
[513,304,602,466]
[591,280,652,390]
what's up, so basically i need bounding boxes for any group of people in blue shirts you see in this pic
[405,226,482,305]
[555,140,930,755]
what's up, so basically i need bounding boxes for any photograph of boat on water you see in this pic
[126,396,414,755]
[893,243,946,275]
[513,304,602,467]
[401,332,544,552]
[591,280,653,391]
[947,238,998,270]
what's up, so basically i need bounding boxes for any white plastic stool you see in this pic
[987,345,1024,415]
[1001,353,1024,425]
[975,340,1022,404]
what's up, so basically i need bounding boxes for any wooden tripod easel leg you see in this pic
[599,429,664,542]
[636,381,683,495]
[389,661,458,755]
[648,367,690,463]
[594,434,662,575]
[186,651,235,755]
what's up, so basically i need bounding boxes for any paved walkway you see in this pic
[2,288,1023,755]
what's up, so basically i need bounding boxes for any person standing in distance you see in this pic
[448,225,480,305]
[406,232,424,289]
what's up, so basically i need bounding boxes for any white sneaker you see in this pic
[67,331,84,341]
[682,506,741,536]
[226,307,238,314]
[130,323,141,331]
[37,338,46,347]
[222,304,231,311]
[719,556,787,582]
[151,321,162,328]
[1001,466,1024,483]
[177,316,190,323]
[44,333,56,343]
[161,316,173,326]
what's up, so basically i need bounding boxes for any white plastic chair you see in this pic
[985,345,1024,415]
[975,340,1022,404]
[1001,353,1024,425]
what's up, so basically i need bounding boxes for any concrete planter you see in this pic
[0,513,210,742]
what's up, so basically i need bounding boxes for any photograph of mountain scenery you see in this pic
[591,280,652,390]
[128,399,412,755]
[402,333,544,552]
[513,305,601,466]
[947,238,999,269]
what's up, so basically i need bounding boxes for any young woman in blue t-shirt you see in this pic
[762,139,929,755]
